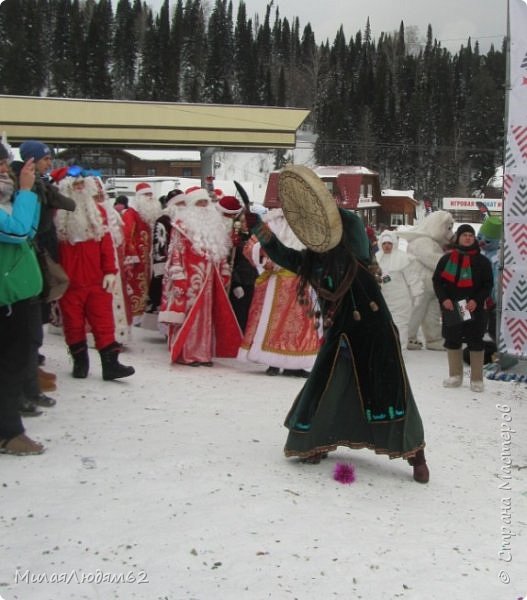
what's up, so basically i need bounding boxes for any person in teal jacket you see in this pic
[0,148,45,456]
[250,207,429,483]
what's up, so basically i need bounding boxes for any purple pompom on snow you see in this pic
[333,462,356,484]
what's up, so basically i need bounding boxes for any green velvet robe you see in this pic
[254,209,425,460]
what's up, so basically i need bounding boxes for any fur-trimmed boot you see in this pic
[443,348,463,387]
[469,350,484,392]
[69,341,89,379]
[99,342,135,381]
[408,449,429,483]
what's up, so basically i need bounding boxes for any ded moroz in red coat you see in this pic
[122,207,152,318]
[57,203,118,349]
[158,194,242,365]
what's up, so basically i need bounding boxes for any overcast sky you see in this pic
[147,0,507,53]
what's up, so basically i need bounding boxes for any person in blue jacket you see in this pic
[0,143,45,456]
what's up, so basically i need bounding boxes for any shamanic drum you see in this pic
[278,165,343,253]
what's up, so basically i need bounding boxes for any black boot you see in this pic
[69,341,89,378]
[99,342,135,381]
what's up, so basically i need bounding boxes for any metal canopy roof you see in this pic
[0,95,310,150]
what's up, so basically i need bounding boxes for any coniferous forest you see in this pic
[0,0,506,199]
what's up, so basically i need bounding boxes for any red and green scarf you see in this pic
[440,248,478,288]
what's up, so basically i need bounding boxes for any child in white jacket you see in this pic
[376,229,423,348]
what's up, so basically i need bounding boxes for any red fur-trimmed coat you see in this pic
[158,223,242,364]
[122,207,152,317]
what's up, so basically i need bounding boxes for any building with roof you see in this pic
[263,164,382,226]
[56,147,202,179]
[379,189,419,228]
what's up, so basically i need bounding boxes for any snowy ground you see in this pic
[1,325,526,600]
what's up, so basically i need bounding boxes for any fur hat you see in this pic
[185,187,210,205]
[455,224,476,243]
[166,189,183,202]
[217,195,243,216]
[135,182,153,195]
[19,140,53,162]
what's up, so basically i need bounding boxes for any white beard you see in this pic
[102,201,124,246]
[164,203,187,224]
[86,176,124,246]
[179,204,231,262]
[221,216,235,235]
[55,179,105,242]
[135,195,162,227]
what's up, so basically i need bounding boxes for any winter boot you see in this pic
[38,368,57,392]
[425,339,446,351]
[99,342,135,381]
[443,349,463,387]
[407,338,423,350]
[469,350,484,392]
[69,341,90,379]
[408,449,429,483]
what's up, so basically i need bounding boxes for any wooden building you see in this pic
[55,148,202,179]
[378,189,419,228]
[264,165,382,226]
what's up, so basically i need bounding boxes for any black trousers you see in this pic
[23,298,44,400]
[0,299,40,440]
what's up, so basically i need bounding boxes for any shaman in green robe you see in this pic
[254,208,425,461]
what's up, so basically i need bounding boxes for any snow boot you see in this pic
[407,338,423,350]
[443,349,463,387]
[469,350,484,392]
[425,339,446,351]
[69,341,89,379]
[38,367,57,392]
[99,342,135,381]
[408,449,429,483]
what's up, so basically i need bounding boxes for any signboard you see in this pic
[442,197,503,211]
[499,0,527,359]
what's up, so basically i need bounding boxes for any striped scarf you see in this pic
[440,247,478,288]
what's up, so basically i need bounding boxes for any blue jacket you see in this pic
[0,190,40,244]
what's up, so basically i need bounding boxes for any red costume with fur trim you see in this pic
[58,204,118,349]
[122,207,152,318]
[158,221,242,364]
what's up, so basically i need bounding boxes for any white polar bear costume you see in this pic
[397,210,455,350]
[375,229,423,347]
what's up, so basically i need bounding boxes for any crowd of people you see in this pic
[1,140,499,486]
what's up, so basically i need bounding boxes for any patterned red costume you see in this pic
[122,182,161,319]
[237,209,320,371]
[122,206,152,318]
[158,188,242,365]
[91,176,132,344]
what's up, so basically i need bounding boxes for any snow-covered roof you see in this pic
[312,165,377,177]
[357,200,381,208]
[381,189,415,198]
[123,149,201,162]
